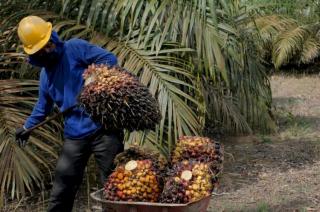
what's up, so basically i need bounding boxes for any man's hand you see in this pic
[15,127,30,147]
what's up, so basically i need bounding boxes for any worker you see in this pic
[15,16,124,212]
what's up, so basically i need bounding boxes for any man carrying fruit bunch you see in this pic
[15,15,124,212]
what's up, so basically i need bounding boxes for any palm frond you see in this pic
[251,15,296,44]
[300,36,320,64]
[61,0,229,82]
[0,80,62,201]
[272,26,309,68]
[203,83,251,133]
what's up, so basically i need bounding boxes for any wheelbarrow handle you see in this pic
[22,105,77,135]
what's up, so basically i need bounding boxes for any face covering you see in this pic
[29,47,61,68]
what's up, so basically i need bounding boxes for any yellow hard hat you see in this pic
[17,16,52,55]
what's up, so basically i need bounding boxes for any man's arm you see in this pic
[70,39,118,66]
[24,69,54,129]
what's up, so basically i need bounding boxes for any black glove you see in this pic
[15,127,30,147]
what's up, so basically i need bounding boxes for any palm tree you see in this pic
[245,0,320,69]
[0,0,274,203]
[249,15,320,69]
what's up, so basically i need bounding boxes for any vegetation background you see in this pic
[1,0,320,211]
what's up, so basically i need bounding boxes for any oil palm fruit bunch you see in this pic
[161,160,217,203]
[104,160,161,202]
[171,136,224,174]
[79,64,161,131]
[114,146,167,179]
[159,177,188,203]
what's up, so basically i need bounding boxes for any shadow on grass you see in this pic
[272,97,304,107]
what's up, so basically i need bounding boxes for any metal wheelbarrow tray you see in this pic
[91,189,211,212]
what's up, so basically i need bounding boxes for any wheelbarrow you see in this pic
[90,189,211,212]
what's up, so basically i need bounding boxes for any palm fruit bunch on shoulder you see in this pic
[104,159,161,202]
[79,64,161,131]
[160,160,217,203]
[171,136,224,175]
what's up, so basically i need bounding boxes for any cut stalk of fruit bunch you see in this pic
[125,160,138,171]
[181,170,192,181]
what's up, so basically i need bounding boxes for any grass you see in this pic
[256,202,270,212]
[275,109,313,139]
[257,134,273,143]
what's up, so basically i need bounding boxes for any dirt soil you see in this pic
[209,74,320,211]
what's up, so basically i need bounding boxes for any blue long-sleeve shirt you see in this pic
[24,31,117,139]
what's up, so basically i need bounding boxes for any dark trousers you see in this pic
[47,130,124,212]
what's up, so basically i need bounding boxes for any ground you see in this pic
[209,74,320,211]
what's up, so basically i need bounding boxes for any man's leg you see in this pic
[91,132,124,183]
[48,139,91,212]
